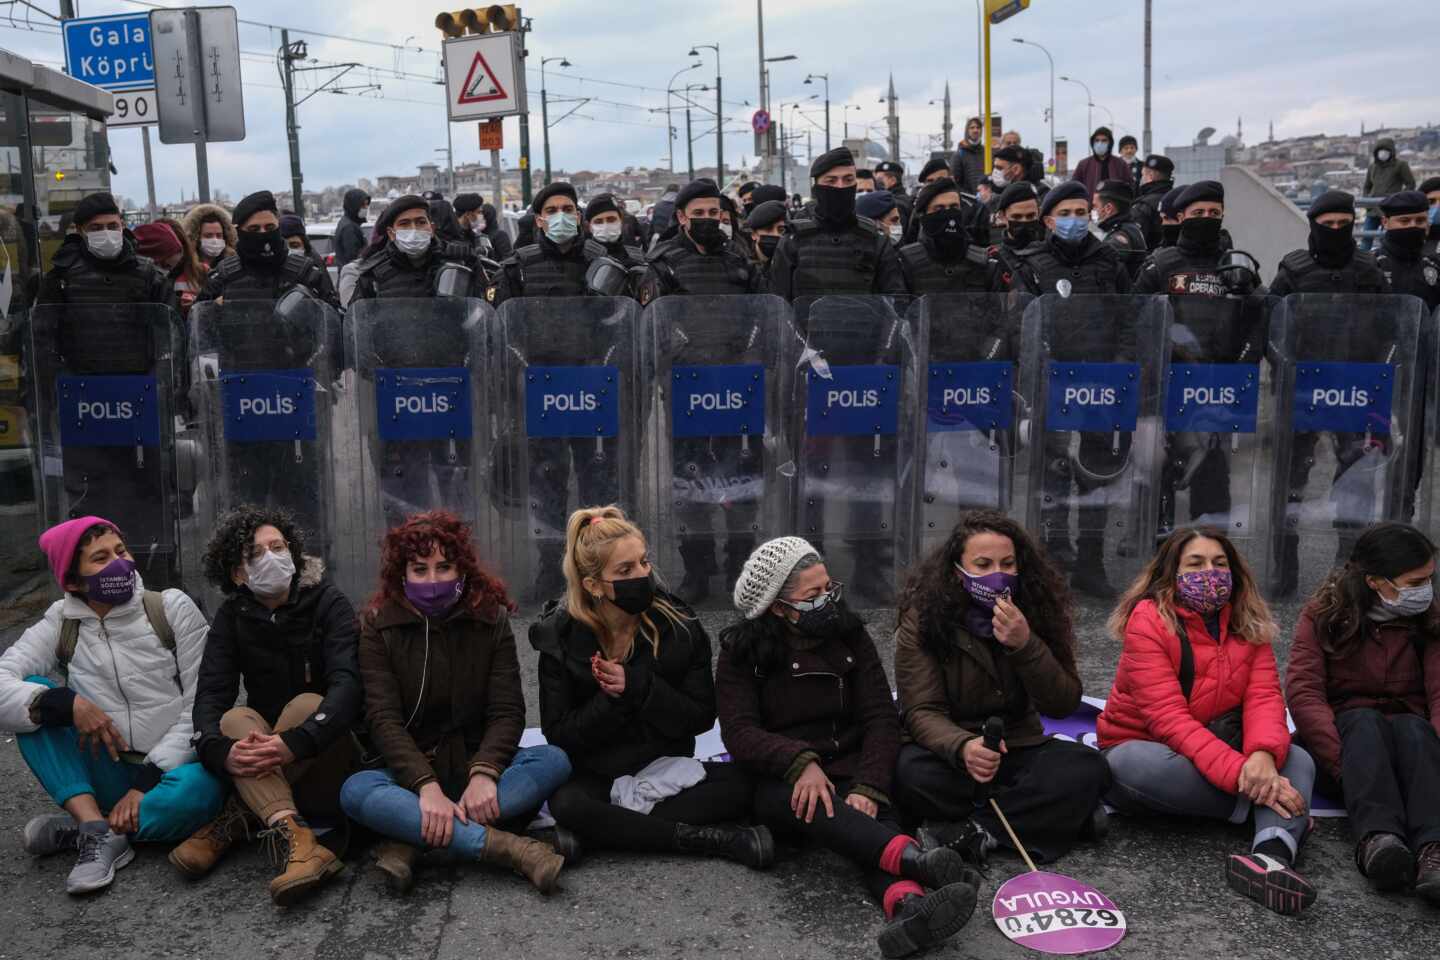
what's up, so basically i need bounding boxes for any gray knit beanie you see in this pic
[733,536,821,620]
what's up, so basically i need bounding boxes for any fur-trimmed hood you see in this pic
[181,202,237,256]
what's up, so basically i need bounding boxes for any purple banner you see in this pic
[992,871,1126,954]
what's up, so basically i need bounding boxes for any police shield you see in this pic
[490,296,640,608]
[906,292,1029,564]
[29,303,187,589]
[785,295,918,607]
[1269,294,1424,599]
[639,294,791,608]
[350,297,491,589]
[186,298,344,598]
[1018,294,1169,602]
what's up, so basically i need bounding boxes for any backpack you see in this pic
[56,590,179,686]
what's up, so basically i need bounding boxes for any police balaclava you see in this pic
[1175,181,1225,253]
[997,182,1041,249]
[1307,190,1357,268]
[1377,190,1428,259]
[914,178,967,260]
[233,191,288,269]
[1158,186,1187,247]
[810,147,858,229]
[675,180,726,253]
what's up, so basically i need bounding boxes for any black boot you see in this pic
[529,825,584,866]
[917,819,993,868]
[899,842,982,891]
[877,883,979,958]
[673,823,774,870]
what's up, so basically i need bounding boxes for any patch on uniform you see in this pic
[1169,272,1225,296]
[1056,278,1072,298]
[1425,264,1438,286]
[1112,233,1130,247]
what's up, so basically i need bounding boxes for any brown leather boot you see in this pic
[479,826,563,893]
[263,815,342,906]
[168,795,257,878]
[373,840,419,895]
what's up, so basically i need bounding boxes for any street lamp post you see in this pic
[1058,75,1093,142]
[804,73,830,151]
[683,82,709,180]
[690,43,722,185]
[1012,37,1055,169]
[434,147,454,194]
[540,55,571,185]
[843,103,862,141]
[666,62,703,173]
[761,54,797,182]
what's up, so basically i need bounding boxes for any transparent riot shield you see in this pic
[639,294,791,609]
[1269,294,1424,600]
[1157,295,1278,570]
[350,297,491,598]
[29,303,187,590]
[783,295,918,607]
[905,292,1030,565]
[187,298,344,600]
[490,297,640,608]
[1018,295,1169,603]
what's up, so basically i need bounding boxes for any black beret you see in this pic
[993,145,1027,165]
[748,184,787,208]
[675,179,722,212]
[1144,154,1175,176]
[232,190,278,228]
[385,194,429,220]
[919,157,950,182]
[810,146,855,179]
[1096,179,1136,203]
[1307,190,1355,221]
[1159,185,1188,219]
[1421,177,1440,195]
[584,193,621,220]
[737,181,760,197]
[278,213,306,238]
[997,181,1040,211]
[1378,190,1427,216]
[73,191,120,226]
[1040,180,1090,218]
[854,168,875,180]
[875,160,904,177]
[452,192,484,214]
[531,181,578,213]
[1175,180,1224,212]
[856,190,897,221]
[746,199,787,231]
[915,178,961,214]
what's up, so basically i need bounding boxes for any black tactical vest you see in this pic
[1375,249,1440,310]
[787,218,884,296]
[1013,239,1123,297]
[1102,219,1149,279]
[49,245,158,305]
[509,238,604,298]
[651,241,754,295]
[898,240,993,294]
[1277,249,1387,295]
[210,251,323,301]
[1144,245,1229,297]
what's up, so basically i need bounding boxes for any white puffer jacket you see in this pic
[0,574,209,771]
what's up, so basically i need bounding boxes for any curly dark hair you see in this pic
[1305,522,1440,658]
[366,510,515,618]
[896,509,1075,665]
[202,505,305,594]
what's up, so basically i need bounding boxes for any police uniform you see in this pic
[899,178,998,294]
[1130,155,1174,251]
[875,160,912,226]
[1094,179,1148,282]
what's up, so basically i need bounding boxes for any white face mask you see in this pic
[991,169,1009,188]
[394,228,432,256]
[591,222,623,244]
[1377,149,1392,162]
[244,549,295,599]
[85,229,124,260]
[888,223,904,243]
[719,221,733,240]
[475,214,487,232]
[200,236,226,257]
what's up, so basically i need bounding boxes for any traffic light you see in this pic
[434,5,520,36]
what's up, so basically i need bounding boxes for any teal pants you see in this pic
[16,676,224,843]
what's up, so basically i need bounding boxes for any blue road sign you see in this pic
[62,13,155,92]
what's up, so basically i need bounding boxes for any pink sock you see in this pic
[883,880,925,918]
[879,834,917,875]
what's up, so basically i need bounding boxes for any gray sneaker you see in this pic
[22,814,80,856]
[66,824,134,894]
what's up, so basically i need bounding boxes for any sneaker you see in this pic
[66,824,134,895]
[877,882,979,958]
[1415,842,1440,906]
[1355,832,1414,892]
[1225,851,1316,916]
[23,814,80,857]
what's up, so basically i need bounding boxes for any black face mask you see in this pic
[1005,220,1041,249]
[1383,226,1427,258]
[757,234,781,260]
[237,228,288,269]
[1309,222,1355,266]
[1160,223,1182,247]
[792,596,841,636]
[812,184,857,227]
[1179,216,1224,250]
[605,575,655,616]
[922,208,968,258]
[687,217,727,253]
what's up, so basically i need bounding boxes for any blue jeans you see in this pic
[340,744,571,859]
[17,676,225,843]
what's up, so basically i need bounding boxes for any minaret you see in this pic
[886,73,900,163]
[941,80,953,154]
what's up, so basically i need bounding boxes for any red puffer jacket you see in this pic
[1098,599,1291,793]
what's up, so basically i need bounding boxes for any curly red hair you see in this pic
[366,510,515,617]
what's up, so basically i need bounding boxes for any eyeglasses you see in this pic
[247,539,289,562]
[779,580,844,612]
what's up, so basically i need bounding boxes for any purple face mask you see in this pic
[1175,568,1232,616]
[404,576,465,618]
[84,556,136,605]
[954,563,1018,609]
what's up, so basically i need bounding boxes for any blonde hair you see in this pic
[1107,526,1276,646]
[563,505,692,661]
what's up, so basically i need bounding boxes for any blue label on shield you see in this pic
[806,364,899,437]
[1045,362,1140,432]
[526,365,621,439]
[927,362,1012,433]
[57,375,161,447]
[1293,361,1393,433]
[221,369,317,443]
[1166,364,1259,433]
[376,367,471,441]
[672,364,764,438]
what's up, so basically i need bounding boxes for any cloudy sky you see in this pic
[2,0,1433,208]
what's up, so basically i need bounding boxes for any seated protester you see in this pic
[717,538,982,959]
[531,506,769,868]
[341,512,570,895]
[893,511,1111,864]
[0,517,221,894]
[1285,523,1440,903]
[168,506,362,905]
[1099,527,1318,916]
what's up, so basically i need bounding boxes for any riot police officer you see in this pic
[746,199,787,286]
[638,180,760,304]
[1422,176,1440,259]
[198,191,337,306]
[585,193,647,269]
[1003,181,1131,297]
[1374,190,1440,311]
[1157,186,1186,248]
[1094,179,1148,281]
[768,146,906,299]
[352,194,477,301]
[1133,181,1242,295]
[452,192,498,259]
[874,159,912,227]
[493,182,612,302]
[1130,154,1175,251]
[38,192,170,307]
[990,181,1043,290]
[898,177,998,294]
[857,190,904,247]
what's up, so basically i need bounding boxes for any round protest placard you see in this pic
[991,870,1126,955]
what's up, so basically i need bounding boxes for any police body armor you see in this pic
[1010,238,1123,298]
[1130,181,1171,251]
[1375,248,1440,309]
[645,238,755,301]
[1101,217,1149,281]
[43,239,163,306]
[1275,249,1387,295]
[897,240,994,294]
[359,241,473,299]
[507,239,607,298]
[207,251,327,301]
[787,218,886,297]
